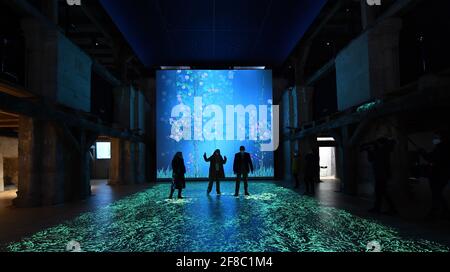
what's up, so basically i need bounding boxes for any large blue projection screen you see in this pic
[156,70,274,178]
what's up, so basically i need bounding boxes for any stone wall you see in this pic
[56,33,92,112]
[281,89,293,181]
[336,18,402,111]
[21,18,92,112]
[335,32,371,111]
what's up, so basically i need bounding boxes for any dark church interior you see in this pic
[0,0,450,255]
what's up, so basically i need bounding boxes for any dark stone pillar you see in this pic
[41,121,65,205]
[108,84,144,185]
[14,116,42,207]
[15,16,93,207]
[368,18,403,98]
[135,89,147,184]
[360,0,376,30]
[141,77,156,182]
[15,117,93,207]
[340,126,358,195]
[298,86,314,126]
[295,86,314,184]
[40,0,59,24]
[68,130,95,200]
[109,138,136,185]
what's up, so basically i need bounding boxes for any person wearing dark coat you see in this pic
[364,137,397,214]
[203,149,227,195]
[420,130,450,219]
[304,152,316,195]
[169,152,186,199]
[233,146,254,196]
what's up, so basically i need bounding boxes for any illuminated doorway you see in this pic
[317,137,336,179]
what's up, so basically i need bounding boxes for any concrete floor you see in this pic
[0,179,449,252]
[285,179,450,248]
[0,180,150,247]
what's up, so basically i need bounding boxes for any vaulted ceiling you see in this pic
[99,0,328,68]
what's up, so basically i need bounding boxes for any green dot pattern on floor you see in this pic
[5,182,449,252]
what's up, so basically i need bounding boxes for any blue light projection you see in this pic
[156,70,274,178]
[5,182,449,252]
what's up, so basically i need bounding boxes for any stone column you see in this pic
[70,130,95,200]
[141,77,156,182]
[288,88,295,180]
[108,138,122,185]
[108,84,140,185]
[14,116,86,207]
[360,0,377,30]
[297,86,314,125]
[135,90,147,184]
[76,145,93,199]
[109,138,136,185]
[295,86,314,183]
[281,89,293,181]
[340,125,358,195]
[40,122,65,205]
[14,116,42,207]
[14,16,93,207]
[124,140,137,184]
[40,0,59,24]
[135,142,146,183]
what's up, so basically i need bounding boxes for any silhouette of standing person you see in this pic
[292,151,300,189]
[304,152,316,195]
[420,130,450,219]
[363,137,397,214]
[204,149,227,195]
[233,146,254,196]
[169,152,186,199]
[312,148,321,184]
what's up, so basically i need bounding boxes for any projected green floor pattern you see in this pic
[5,182,449,252]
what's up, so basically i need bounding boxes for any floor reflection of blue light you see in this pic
[5,182,449,252]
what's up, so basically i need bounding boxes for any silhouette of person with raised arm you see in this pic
[204,149,227,195]
[233,146,254,196]
[292,151,300,189]
[169,152,186,199]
